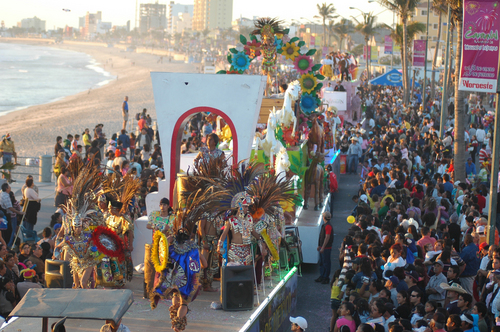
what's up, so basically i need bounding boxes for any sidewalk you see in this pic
[10,179,56,234]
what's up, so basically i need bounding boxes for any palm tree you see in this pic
[430,0,447,101]
[352,12,382,81]
[331,19,354,51]
[202,28,211,39]
[314,3,337,47]
[446,0,465,182]
[386,22,426,84]
[379,0,421,104]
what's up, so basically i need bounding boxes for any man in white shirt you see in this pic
[476,125,486,144]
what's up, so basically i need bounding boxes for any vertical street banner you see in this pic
[413,40,426,67]
[364,45,371,60]
[459,0,500,92]
[310,35,316,47]
[371,46,378,63]
[385,35,393,54]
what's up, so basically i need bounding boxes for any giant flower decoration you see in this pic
[299,73,318,94]
[281,42,300,61]
[245,39,262,59]
[232,52,251,71]
[294,55,314,75]
[282,125,299,146]
[300,92,319,114]
[274,35,283,51]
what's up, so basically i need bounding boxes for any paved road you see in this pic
[295,172,359,332]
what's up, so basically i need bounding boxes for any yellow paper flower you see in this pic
[299,73,318,94]
[152,230,169,273]
[281,42,300,61]
[280,199,294,212]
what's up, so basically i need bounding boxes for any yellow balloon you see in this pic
[347,216,355,224]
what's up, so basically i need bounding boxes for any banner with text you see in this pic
[243,268,298,332]
[323,91,347,111]
[459,0,500,92]
[385,36,393,54]
[413,40,426,67]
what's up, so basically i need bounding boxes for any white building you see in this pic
[170,12,192,34]
[20,16,46,31]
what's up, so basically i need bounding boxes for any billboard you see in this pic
[413,40,426,67]
[459,0,500,92]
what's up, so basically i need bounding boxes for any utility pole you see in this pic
[440,5,451,138]
[423,0,430,101]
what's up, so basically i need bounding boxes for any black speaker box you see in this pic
[221,265,254,311]
[45,259,72,288]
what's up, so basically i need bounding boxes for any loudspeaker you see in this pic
[45,259,72,288]
[221,265,254,311]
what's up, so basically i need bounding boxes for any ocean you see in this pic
[0,43,115,115]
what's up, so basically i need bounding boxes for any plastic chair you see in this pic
[20,225,40,243]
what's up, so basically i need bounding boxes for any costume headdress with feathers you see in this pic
[179,155,231,201]
[63,163,104,229]
[247,173,295,220]
[251,17,285,38]
[102,172,141,215]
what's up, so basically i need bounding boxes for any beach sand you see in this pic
[0,40,199,158]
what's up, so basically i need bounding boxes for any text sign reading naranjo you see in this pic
[459,0,500,93]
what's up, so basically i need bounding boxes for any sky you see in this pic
[2,0,395,30]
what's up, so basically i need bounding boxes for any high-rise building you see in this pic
[168,2,193,33]
[20,16,46,31]
[139,2,167,34]
[412,2,456,62]
[192,0,233,31]
[81,11,112,39]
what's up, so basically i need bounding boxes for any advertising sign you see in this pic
[459,0,500,92]
[243,268,298,332]
[364,45,371,60]
[413,40,426,67]
[323,91,347,111]
[385,35,393,54]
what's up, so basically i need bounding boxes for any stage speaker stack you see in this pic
[221,265,254,311]
[45,259,72,288]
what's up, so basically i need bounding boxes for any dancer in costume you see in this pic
[56,164,122,289]
[150,187,224,331]
[96,174,140,287]
[218,192,263,266]
[198,213,224,291]
[181,149,230,292]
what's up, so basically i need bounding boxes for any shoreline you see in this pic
[0,38,198,159]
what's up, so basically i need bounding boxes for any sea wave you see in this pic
[0,43,115,114]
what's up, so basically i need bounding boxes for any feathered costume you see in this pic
[247,173,295,263]
[179,155,231,290]
[216,162,266,266]
[61,164,125,288]
[96,172,141,287]
[150,188,227,331]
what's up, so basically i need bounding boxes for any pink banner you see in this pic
[384,35,393,54]
[459,0,500,93]
[413,40,425,67]
[310,36,316,47]
[364,45,371,60]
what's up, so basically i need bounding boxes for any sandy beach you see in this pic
[0,39,199,158]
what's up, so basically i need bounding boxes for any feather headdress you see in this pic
[101,171,141,215]
[174,187,229,236]
[63,163,104,229]
[218,160,266,211]
[247,172,295,220]
[252,17,285,36]
[179,155,231,201]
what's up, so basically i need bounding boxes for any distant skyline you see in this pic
[2,0,394,31]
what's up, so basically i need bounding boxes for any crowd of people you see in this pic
[323,83,498,332]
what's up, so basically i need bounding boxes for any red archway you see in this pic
[169,106,238,199]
